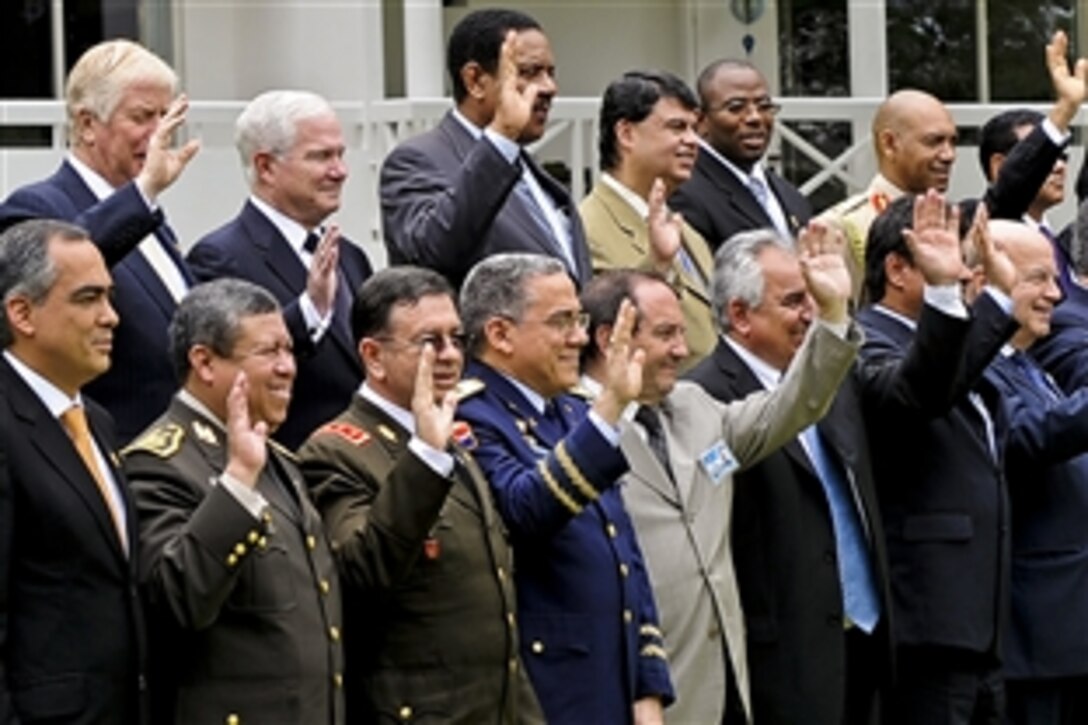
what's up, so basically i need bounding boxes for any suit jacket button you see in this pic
[226,715,240,725]
[531,640,545,654]
[399,705,413,720]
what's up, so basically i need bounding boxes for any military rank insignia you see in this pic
[423,537,441,560]
[317,421,371,446]
[451,420,477,450]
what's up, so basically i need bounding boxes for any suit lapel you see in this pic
[356,396,484,519]
[593,183,711,304]
[3,362,128,561]
[619,423,681,506]
[240,202,357,363]
[698,155,772,230]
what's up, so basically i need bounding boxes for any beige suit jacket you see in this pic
[579,181,717,365]
[620,322,860,724]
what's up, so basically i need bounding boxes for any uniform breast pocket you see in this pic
[226,539,299,613]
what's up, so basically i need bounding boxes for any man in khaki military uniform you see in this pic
[124,278,344,725]
[818,89,956,301]
[298,267,543,724]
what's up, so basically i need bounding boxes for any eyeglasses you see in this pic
[707,97,781,116]
[517,310,590,335]
[375,331,468,353]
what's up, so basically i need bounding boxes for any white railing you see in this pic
[1,97,1080,268]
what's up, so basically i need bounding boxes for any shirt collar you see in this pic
[497,372,548,415]
[870,173,906,200]
[451,108,485,140]
[177,388,227,430]
[3,350,82,418]
[67,152,117,201]
[721,334,782,389]
[359,382,416,435]
[249,195,316,257]
[601,172,650,219]
[698,139,769,189]
[872,303,917,331]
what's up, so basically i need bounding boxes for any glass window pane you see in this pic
[989,2,1075,101]
[887,1,977,100]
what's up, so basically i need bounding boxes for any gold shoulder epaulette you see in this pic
[454,378,485,401]
[268,439,298,462]
[122,422,185,459]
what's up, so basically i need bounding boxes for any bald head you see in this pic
[872,90,957,193]
[987,220,1061,347]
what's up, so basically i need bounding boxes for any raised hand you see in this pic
[646,178,683,272]
[902,189,967,287]
[964,203,1018,296]
[412,342,457,450]
[1046,30,1088,131]
[488,31,539,142]
[223,372,268,488]
[797,220,850,323]
[592,298,645,425]
[305,224,341,318]
[135,94,201,200]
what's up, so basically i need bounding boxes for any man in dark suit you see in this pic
[684,228,891,725]
[671,60,811,250]
[123,279,344,724]
[187,90,373,448]
[979,108,1073,289]
[968,221,1088,725]
[0,39,200,443]
[380,8,591,288]
[298,267,543,723]
[857,192,1019,725]
[456,254,673,724]
[0,219,147,724]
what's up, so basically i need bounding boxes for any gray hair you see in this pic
[169,278,282,381]
[65,39,177,145]
[235,90,337,187]
[0,219,91,347]
[460,253,568,353]
[711,228,794,332]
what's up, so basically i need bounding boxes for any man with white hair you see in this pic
[0,39,200,442]
[187,90,373,448]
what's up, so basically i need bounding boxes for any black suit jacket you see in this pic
[0,357,147,724]
[686,339,891,725]
[671,152,811,251]
[856,296,1017,657]
[380,111,591,287]
[0,160,192,443]
[186,201,373,448]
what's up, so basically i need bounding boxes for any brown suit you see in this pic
[298,393,542,724]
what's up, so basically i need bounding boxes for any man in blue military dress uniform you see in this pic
[456,253,673,724]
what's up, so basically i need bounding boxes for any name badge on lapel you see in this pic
[700,440,739,485]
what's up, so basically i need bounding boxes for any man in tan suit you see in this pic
[579,225,860,724]
[580,70,716,365]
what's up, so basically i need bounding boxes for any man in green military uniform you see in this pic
[299,267,542,724]
[124,278,344,725]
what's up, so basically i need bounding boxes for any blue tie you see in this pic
[1012,352,1061,402]
[801,425,881,632]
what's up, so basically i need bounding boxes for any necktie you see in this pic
[303,230,320,254]
[61,405,127,547]
[1012,352,1061,402]
[634,405,675,482]
[800,425,880,632]
[749,176,792,240]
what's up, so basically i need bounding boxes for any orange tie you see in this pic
[61,405,126,547]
